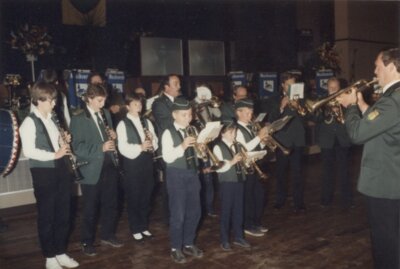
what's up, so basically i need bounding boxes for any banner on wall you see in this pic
[105,69,125,93]
[65,69,91,109]
[316,69,334,97]
[228,71,246,89]
[258,72,278,98]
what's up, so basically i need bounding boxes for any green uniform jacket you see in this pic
[70,107,114,185]
[345,81,400,199]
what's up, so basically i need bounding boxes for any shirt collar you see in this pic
[222,138,233,147]
[164,92,174,103]
[237,120,250,128]
[383,79,400,94]
[33,107,52,121]
[86,105,98,118]
[127,113,140,122]
[173,122,186,131]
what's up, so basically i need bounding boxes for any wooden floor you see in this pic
[0,147,373,269]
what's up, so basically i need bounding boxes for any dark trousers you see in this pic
[244,173,265,229]
[201,172,215,214]
[219,182,244,244]
[320,146,352,207]
[31,162,72,258]
[275,146,305,209]
[166,167,201,249]
[365,196,400,269]
[123,156,154,234]
[80,160,118,245]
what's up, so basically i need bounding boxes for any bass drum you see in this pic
[0,109,20,177]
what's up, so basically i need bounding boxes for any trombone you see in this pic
[185,125,225,171]
[231,141,268,181]
[307,79,378,113]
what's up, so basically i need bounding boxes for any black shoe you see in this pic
[101,237,124,248]
[82,243,97,256]
[254,225,269,233]
[220,242,232,251]
[293,206,306,214]
[233,238,251,248]
[183,245,204,258]
[170,249,186,264]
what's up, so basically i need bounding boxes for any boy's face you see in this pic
[236,107,253,123]
[127,99,142,115]
[223,128,237,142]
[88,96,106,112]
[172,109,192,127]
[37,96,56,114]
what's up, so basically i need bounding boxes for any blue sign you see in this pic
[258,72,278,98]
[66,69,91,109]
[105,70,125,93]
[228,71,246,89]
[316,69,334,97]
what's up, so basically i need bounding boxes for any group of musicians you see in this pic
[18,47,400,269]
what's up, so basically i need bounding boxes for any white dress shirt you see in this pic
[116,114,158,160]
[382,79,400,94]
[86,105,106,141]
[213,138,235,173]
[162,122,186,164]
[236,121,265,151]
[20,107,60,161]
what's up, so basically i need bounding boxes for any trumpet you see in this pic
[251,120,290,155]
[185,125,224,171]
[99,109,124,175]
[307,79,378,113]
[288,94,308,116]
[52,111,87,181]
[231,141,268,181]
[196,96,221,109]
[323,99,344,124]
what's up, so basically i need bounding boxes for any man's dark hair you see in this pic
[280,71,298,84]
[159,74,179,93]
[41,69,58,85]
[381,48,400,72]
[84,83,107,102]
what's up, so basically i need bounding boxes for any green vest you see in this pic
[165,127,198,170]
[237,124,261,151]
[28,113,56,168]
[216,141,245,182]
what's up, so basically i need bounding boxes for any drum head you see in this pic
[0,109,20,177]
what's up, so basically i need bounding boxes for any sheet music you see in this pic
[289,83,304,100]
[247,150,267,161]
[197,121,222,143]
[255,113,267,122]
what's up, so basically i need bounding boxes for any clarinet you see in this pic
[139,116,154,153]
[99,109,124,175]
[52,111,86,181]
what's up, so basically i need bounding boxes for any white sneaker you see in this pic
[142,230,152,237]
[133,233,143,240]
[56,254,79,268]
[45,258,62,269]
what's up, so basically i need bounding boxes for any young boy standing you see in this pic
[213,122,251,251]
[20,81,79,269]
[116,93,158,241]
[161,98,203,264]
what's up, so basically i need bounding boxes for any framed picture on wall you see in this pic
[140,37,183,76]
[188,40,225,76]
